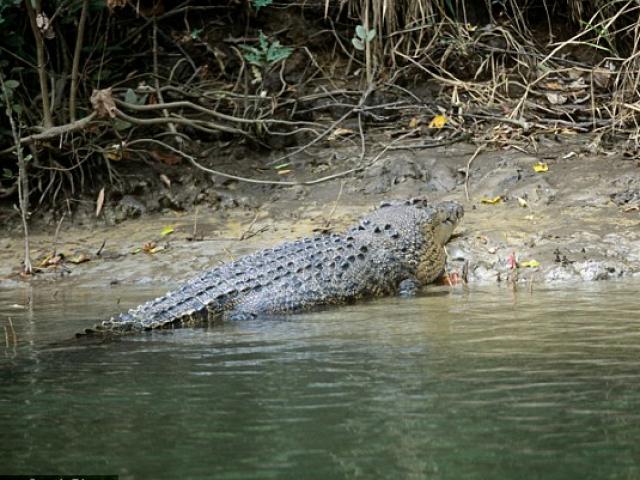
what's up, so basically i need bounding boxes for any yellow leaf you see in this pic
[533,162,549,173]
[428,114,447,129]
[408,117,420,129]
[149,246,165,254]
[160,226,174,236]
[481,196,503,205]
[520,260,540,268]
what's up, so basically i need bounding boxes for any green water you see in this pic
[1,281,640,479]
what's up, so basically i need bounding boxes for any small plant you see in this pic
[351,24,376,51]
[240,31,293,68]
[252,0,272,12]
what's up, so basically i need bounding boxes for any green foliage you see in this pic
[252,0,273,12]
[240,31,293,68]
[0,0,20,26]
[352,25,376,51]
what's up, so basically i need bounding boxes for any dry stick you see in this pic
[127,127,417,188]
[1,74,32,274]
[0,112,97,155]
[24,0,52,128]
[152,19,181,146]
[464,142,487,202]
[239,210,263,241]
[324,180,345,229]
[113,99,321,128]
[69,0,89,122]
[266,85,374,166]
[52,213,65,257]
[192,207,198,240]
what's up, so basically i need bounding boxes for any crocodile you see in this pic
[81,199,463,335]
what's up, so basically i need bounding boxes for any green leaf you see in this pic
[160,226,174,236]
[258,31,268,51]
[366,28,376,42]
[266,42,292,63]
[352,37,365,51]
[124,88,138,105]
[190,28,203,40]
[355,25,366,40]
[2,168,13,179]
[4,80,19,90]
[252,0,272,11]
[113,118,132,131]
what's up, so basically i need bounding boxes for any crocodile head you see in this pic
[368,198,464,245]
[429,200,464,245]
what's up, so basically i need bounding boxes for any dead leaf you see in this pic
[107,0,127,10]
[103,144,123,161]
[408,117,420,129]
[142,241,157,253]
[68,254,91,264]
[517,197,529,208]
[149,150,181,166]
[328,128,354,140]
[38,253,63,268]
[546,92,567,105]
[160,174,171,188]
[277,169,292,175]
[96,187,105,217]
[90,88,117,118]
[541,81,563,90]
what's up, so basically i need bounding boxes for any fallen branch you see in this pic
[0,112,98,155]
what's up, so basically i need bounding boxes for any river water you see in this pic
[1,281,639,479]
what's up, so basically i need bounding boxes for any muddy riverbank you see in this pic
[1,136,639,290]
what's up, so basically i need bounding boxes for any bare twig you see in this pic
[69,0,89,122]
[324,180,344,229]
[52,213,65,256]
[0,112,97,155]
[1,73,32,274]
[24,0,53,128]
[464,142,487,202]
[152,18,181,146]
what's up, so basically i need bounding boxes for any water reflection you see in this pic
[1,282,640,479]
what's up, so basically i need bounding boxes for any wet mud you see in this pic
[1,135,638,290]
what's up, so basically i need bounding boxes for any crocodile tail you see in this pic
[77,293,214,337]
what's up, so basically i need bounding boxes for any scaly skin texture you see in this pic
[82,199,463,335]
